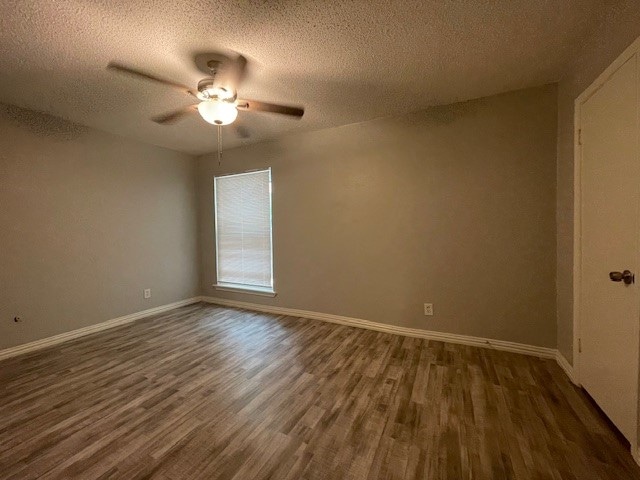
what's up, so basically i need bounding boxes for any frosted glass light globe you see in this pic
[197,100,238,125]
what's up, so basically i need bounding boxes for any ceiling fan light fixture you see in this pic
[197,100,238,125]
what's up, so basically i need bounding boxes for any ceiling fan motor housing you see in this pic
[197,78,235,101]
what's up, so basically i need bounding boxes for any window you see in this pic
[213,169,274,295]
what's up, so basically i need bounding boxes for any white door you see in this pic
[579,52,640,445]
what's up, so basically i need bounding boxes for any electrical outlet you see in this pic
[144,288,151,299]
[423,303,433,316]
[13,316,21,323]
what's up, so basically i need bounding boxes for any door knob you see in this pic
[609,270,635,285]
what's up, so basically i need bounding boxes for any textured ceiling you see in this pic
[0,0,607,155]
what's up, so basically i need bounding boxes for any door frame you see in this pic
[573,35,640,456]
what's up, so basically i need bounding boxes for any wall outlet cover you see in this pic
[144,289,152,299]
[424,303,433,316]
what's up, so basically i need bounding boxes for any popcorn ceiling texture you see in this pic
[0,0,606,154]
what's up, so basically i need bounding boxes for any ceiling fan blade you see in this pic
[235,55,248,85]
[236,99,304,118]
[107,62,196,97]
[151,105,198,125]
[216,54,248,93]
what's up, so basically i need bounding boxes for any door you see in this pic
[579,52,640,445]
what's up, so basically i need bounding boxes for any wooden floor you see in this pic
[1,304,639,479]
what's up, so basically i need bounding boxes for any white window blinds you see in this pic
[214,169,273,291]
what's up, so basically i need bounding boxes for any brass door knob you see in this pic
[609,270,635,285]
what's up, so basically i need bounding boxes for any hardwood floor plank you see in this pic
[1,303,639,479]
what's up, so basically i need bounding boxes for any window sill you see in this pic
[212,284,277,297]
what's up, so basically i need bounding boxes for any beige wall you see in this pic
[556,2,640,364]
[0,104,200,350]
[0,84,559,352]
[198,85,558,347]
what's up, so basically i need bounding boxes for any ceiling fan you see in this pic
[106,52,304,138]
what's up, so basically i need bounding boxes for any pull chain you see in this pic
[217,124,222,166]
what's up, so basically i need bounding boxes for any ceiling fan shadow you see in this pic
[2,104,89,140]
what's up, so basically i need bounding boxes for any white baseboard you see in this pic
[2,296,577,388]
[201,296,557,359]
[0,297,201,361]
[555,350,579,385]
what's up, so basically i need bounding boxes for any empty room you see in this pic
[3,1,640,478]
